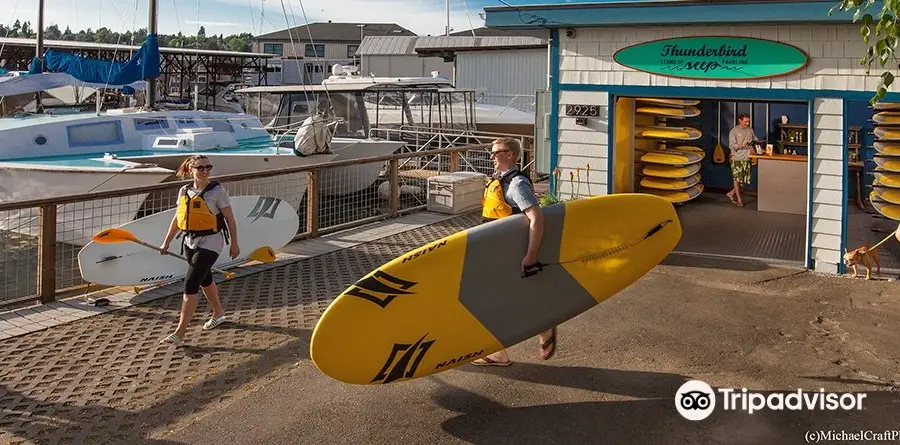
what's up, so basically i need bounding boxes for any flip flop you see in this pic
[539,327,557,360]
[472,357,512,367]
[726,194,737,205]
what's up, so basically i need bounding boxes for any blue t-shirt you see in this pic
[498,168,539,213]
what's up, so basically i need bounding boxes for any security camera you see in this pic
[564,28,576,38]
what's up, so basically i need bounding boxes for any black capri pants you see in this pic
[183,246,219,294]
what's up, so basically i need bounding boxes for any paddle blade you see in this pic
[93,228,137,244]
[248,246,277,263]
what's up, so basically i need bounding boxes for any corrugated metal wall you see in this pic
[361,55,454,78]
[456,49,548,112]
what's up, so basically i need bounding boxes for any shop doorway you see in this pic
[611,95,810,266]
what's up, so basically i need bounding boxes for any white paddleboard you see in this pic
[77,195,299,286]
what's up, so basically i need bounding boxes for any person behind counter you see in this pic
[726,113,758,208]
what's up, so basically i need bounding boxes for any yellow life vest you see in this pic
[176,181,226,237]
[481,170,531,222]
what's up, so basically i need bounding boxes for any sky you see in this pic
[2,0,563,38]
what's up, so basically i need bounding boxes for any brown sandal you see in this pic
[539,327,557,360]
[472,356,512,367]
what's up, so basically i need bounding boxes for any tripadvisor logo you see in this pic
[658,43,749,74]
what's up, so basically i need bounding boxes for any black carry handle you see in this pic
[522,262,544,278]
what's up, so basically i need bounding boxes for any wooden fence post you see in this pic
[37,205,57,304]
[306,170,319,237]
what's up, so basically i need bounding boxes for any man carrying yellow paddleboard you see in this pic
[726,113,757,207]
[472,138,557,366]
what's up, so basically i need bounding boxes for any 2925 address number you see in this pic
[565,104,600,117]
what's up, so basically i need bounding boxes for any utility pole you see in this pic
[445,0,450,36]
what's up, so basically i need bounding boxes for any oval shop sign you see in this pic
[613,37,809,80]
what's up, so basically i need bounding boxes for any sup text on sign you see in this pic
[613,37,808,80]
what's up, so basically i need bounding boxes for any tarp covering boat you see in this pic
[43,33,160,86]
[0,72,146,97]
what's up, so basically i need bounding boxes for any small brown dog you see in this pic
[844,246,881,280]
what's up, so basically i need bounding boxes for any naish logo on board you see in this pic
[435,350,484,370]
[372,334,435,384]
[247,196,282,223]
[401,240,447,263]
[346,270,417,308]
[140,274,175,282]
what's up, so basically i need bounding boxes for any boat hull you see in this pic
[0,165,173,246]
[121,148,340,213]
[318,138,406,196]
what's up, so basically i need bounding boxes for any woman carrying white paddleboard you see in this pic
[159,154,240,346]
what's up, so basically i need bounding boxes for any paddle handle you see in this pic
[129,238,234,279]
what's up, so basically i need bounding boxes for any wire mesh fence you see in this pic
[0,142,523,307]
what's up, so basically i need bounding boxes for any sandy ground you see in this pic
[150,254,900,445]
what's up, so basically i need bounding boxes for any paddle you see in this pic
[92,228,278,280]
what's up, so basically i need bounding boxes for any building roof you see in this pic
[254,22,416,42]
[414,36,546,53]
[483,0,858,28]
[448,27,548,39]
[356,36,419,56]
[0,37,274,58]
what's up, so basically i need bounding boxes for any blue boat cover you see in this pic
[43,33,160,86]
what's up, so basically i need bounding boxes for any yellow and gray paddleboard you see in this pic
[640,149,704,166]
[873,102,900,111]
[872,186,900,205]
[636,126,703,141]
[642,163,701,179]
[641,183,704,203]
[636,106,701,119]
[635,98,701,107]
[874,127,900,141]
[870,191,900,220]
[874,111,900,126]
[873,156,900,172]
[874,141,900,156]
[310,194,682,385]
[640,174,701,191]
[668,145,704,154]
[874,171,900,188]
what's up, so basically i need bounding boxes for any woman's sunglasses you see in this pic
[193,165,213,171]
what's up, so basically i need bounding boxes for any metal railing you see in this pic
[0,142,530,308]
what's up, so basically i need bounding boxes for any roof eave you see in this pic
[484,0,858,29]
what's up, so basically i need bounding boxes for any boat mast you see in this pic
[147,0,158,108]
[35,0,45,112]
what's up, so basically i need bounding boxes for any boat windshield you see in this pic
[243,88,476,138]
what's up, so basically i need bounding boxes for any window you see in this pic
[263,43,283,56]
[347,44,359,58]
[134,118,170,131]
[305,44,325,58]
[67,121,124,147]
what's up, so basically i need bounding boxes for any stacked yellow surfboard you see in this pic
[633,98,705,204]
[870,103,900,220]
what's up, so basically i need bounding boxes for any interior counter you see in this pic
[749,154,807,215]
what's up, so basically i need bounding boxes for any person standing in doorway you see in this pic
[471,137,557,366]
[727,112,757,207]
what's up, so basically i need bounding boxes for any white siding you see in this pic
[559,24,878,90]
[811,98,844,274]
[361,55,453,78]
[556,91,609,200]
[456,49,548,111]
